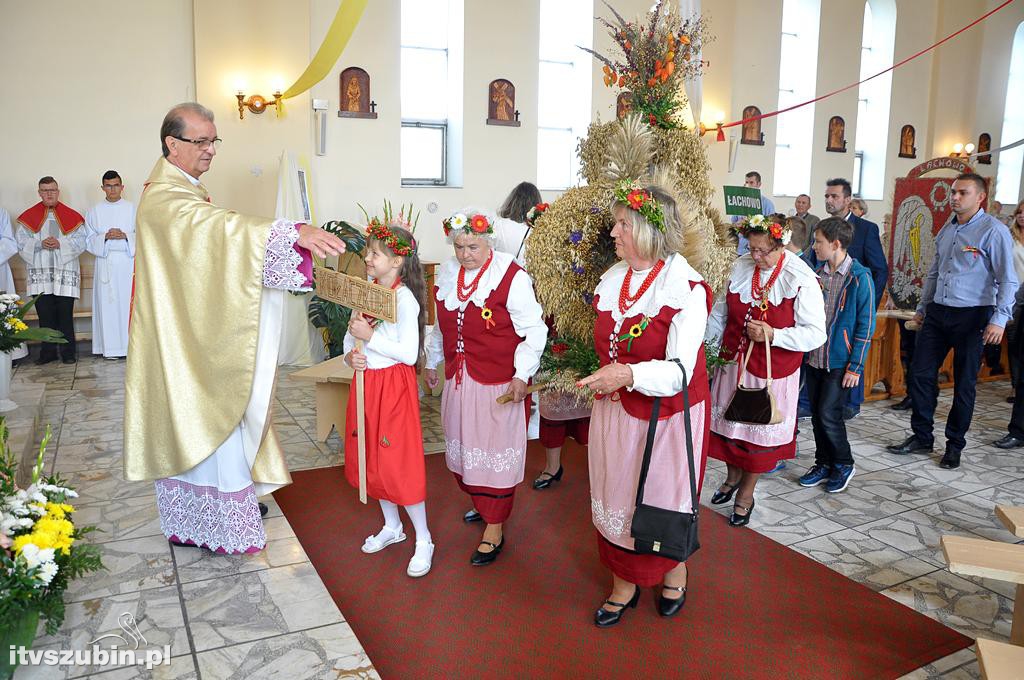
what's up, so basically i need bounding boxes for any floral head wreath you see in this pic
[442,211,493,237]
[366,218,415,256]
[614,180,666,233]
[735,214,792,246]
[525,202,549,227]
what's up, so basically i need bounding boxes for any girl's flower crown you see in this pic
[525,202,549,227]
[366,218,414,256]
[614,180,666,233]
[442,211,493,237]
[735,214,792,246]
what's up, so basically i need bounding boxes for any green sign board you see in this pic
[723,186,763,216]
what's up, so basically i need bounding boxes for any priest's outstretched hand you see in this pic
[296,223,345,259]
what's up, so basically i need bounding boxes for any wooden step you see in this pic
[942,535,1024,584]
[997,506,1024,539]
[977,637,1024,678]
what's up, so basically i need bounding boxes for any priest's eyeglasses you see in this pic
[173,136,222,150]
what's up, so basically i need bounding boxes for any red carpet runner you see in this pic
[275,441,971,679]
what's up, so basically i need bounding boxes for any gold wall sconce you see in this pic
[950,142,975,159]
[698,111,726,141]
[236,90,283,119]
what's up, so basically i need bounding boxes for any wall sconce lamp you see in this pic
[950,142,975,159]
[699,111,727,141]
[236,90,283,119]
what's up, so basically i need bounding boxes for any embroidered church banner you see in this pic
[887,177,956,311]
[314,267,397,323]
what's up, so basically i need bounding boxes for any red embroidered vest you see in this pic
[719,290,802,379]
[435,261,523,385]
[592,280,712,420]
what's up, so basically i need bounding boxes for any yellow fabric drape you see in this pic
[123,158,289,486]
[281,0,369,100]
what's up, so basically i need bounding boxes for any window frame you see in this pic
[400,120,448,187]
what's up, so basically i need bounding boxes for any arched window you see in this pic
[772,0,821,198]
[400,0,464,186]
[996,22,1024,204]
[537,0,594,190]
[852,0,896,199]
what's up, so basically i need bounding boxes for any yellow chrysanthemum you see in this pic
[13,320,28,332]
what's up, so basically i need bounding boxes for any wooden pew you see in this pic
[942,534,1024,645]
[977,637,1024,679]
[996,506,1024,539]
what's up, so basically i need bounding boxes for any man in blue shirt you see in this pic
[734,171,776,255]
[887,173,1018,469]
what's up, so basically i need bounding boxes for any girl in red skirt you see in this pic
[344,221,434,577]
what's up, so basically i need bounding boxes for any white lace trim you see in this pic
[709,403,796,438]
[445,438,524,473]
[155,479,266,554]
[725,250,817,306]
[434,250,517,311]
[263,219,309,290]
[594,253,704,322]
[591,496,631,539]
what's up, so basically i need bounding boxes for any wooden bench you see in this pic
[942,534,1024,645]
[997,506,1024,539]
[288,355,353,442]
[977,637,1024,679]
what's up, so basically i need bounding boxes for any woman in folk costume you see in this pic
[424,209,546,566]
[578,182,712,626]
[0,209,27,360]
[343,220,434,578]
[706,216,826,527]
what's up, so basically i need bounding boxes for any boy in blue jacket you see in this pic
[798,217,877,493]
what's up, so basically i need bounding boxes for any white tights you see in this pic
[380,499,432,544]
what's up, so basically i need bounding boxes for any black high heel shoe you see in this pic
[658,585,687,617]
[729,498,755,527]
[533,466,564,490]
[594,586,640,627]
[710,481,739,505]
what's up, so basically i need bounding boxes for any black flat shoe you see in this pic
[729,499,755,527]
[470,537,504,566]
[594,586,640,627]
[259,502,269,517]
[887,435,933,455]
[994,435,1024,449]
[890,396,912,411]
[533,466,564,490]
[710,481,739,505]
[658,585,687,617]
[463,509,482,523]
[940,449,962,470]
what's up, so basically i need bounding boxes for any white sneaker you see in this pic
[361,525,406,554]
[407,540,435,577]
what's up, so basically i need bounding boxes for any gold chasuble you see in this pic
[123,158,290,487]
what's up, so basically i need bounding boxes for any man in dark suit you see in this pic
[806,178,888,419]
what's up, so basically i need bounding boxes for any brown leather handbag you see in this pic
[723,336,783,425]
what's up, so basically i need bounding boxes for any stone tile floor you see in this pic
[12,356,1024,678]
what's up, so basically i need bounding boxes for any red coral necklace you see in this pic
[751,254,786,306]
[618,259,665,314]
[457,251,494,302]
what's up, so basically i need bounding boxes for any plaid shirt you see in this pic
[808,254,853,369]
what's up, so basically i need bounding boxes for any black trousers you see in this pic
[34,294,76,360]
[805,367,854,467]
[1007,312,1024,438]
[909,303,991,452]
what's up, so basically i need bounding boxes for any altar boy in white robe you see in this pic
[86,171,135,358]
[0,209,28,361]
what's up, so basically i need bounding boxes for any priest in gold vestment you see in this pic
[124,103,344,554]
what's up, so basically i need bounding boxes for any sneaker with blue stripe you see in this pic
[798,464,831,487]
[825,464,855,493]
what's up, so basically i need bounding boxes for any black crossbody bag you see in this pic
[629,359,700,562]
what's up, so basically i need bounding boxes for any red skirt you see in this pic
[344,363,426,505]
[597,534,680,587]
[708,431,796,473]
[538,416,590,449]
[454,474,516,524]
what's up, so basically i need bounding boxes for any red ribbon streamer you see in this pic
[720,0,1018,131]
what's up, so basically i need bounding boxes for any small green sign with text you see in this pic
[723,186,762,216]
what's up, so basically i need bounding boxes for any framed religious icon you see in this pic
[740,106,764,145]
[899,125,917,159]
[978,133,992,164]
[826,116,847,153]
[487,79,520,127]
[616,92,633,120]
[338,67,377,119]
